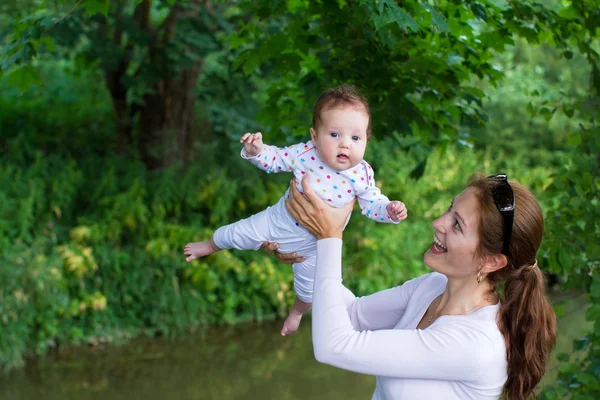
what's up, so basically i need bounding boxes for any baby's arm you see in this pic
[239,132,297,174]
[356,162,406,224]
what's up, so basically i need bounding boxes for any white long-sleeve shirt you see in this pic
[241,141,397,223]
[312,239,508,400]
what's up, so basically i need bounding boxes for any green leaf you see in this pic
[4,64,42,91]
[580,372,600,389]
[462,86,486,99]
[567,133,582,147]
[590,276,600,300]
[422,4,449,33]
[371,12,395,31]
[540,107,554,121]
[572,336,589,351]
[287,0,309,13]
[592,63,600,94]
[37,36,57,52]
[559,361,579,375]
[242,52,261,75]
[84,0,109,17]
[382,0,419,31]
[526,102,536,117]
[563,105,575,118]
[557,248,572,269]
[585,305,600,322]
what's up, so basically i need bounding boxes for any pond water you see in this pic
[0,293,590,400]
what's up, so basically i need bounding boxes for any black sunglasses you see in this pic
[487,174,515,255]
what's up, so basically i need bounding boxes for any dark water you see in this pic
[0,294,590,400]
[1,319,374,400]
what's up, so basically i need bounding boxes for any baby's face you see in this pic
[310,105,369,171]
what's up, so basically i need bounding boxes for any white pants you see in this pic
[212,193,317,303]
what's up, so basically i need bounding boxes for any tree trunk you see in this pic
[136,1,209,170]
[106,73,132,154]
[102,4,134,155]
[138,67,202,170]
[102,0,211,169]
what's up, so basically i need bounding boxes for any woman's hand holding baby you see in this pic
[286,176,355,240]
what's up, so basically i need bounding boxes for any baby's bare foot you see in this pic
[281,309,303,336]
[183,239,220,262]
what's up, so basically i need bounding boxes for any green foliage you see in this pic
[540,98,600,399]
[228,0,573,153]
[0,132,296,369]
[0,3,599,399]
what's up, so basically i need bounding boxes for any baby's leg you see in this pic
[184,237,221,262]
[281,255,316,336]
[212,208,276,251]
[281,296,312,336]
[184,207,276,262]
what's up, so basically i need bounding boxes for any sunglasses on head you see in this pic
[487,174,515,255]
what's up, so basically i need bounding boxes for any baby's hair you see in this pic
[312,84,372,139]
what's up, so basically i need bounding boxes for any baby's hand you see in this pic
[386,201,407,222]
[240,132,263,157]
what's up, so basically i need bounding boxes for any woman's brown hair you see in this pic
[468,173,556,400]
[312,84,372,139]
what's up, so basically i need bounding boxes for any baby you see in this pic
[184,84,407,335]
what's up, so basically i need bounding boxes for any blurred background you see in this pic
[0,1,598,399]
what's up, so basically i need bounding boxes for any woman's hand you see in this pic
[260,241,306,264]
[285,176,355,240]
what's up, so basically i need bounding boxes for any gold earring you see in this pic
[477,270,482,284]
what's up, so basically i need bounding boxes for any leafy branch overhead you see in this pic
[228,0,598,158]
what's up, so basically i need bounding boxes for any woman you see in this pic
[266,173,556,400]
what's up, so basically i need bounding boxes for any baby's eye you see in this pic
[352,136,360,141]
[330,132,339,138]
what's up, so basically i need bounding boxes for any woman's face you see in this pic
[424,187,482,279]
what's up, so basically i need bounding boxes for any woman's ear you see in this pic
[481,253,508,274]
[310,128,318,143]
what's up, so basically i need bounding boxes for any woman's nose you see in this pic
[432,214,445,231]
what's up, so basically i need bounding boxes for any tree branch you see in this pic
[49,0,82,29]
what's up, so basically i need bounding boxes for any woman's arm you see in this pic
[262,238,408,330]
[312,239,500,380]
[261,240,402,331]
[342,282,416,332]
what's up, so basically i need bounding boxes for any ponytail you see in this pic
[468,174,556,400]
[498,263,556,400]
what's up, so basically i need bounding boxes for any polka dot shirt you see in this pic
[241,141,398,224]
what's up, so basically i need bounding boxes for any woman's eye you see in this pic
[330,132,339,138]
[454,220,461,231]
[352,136,360,141]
